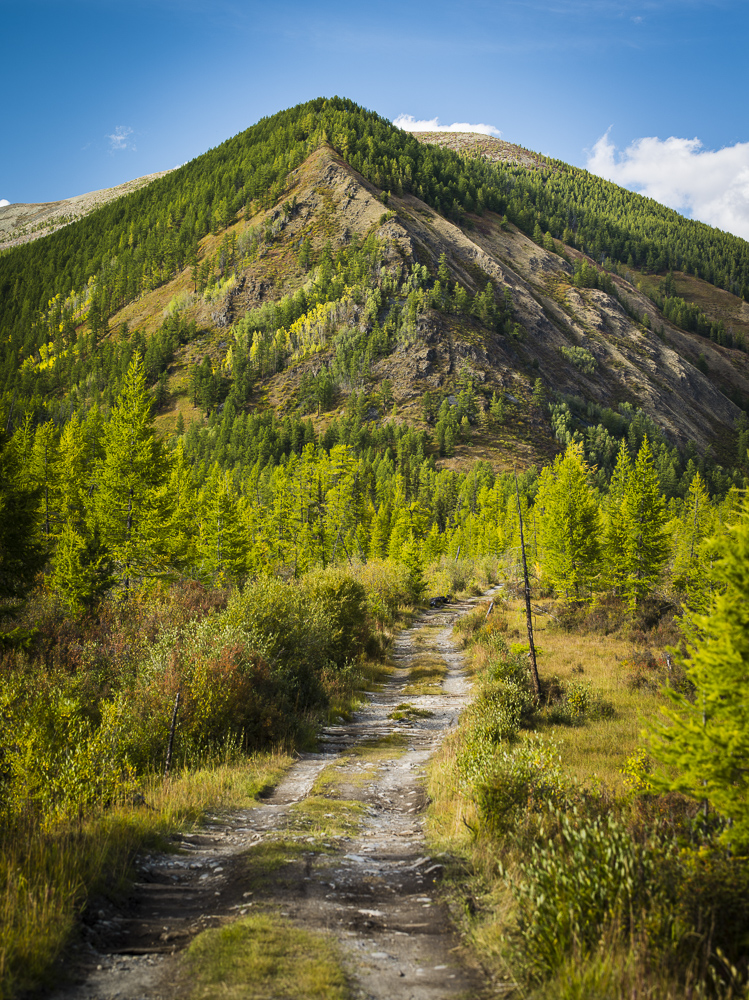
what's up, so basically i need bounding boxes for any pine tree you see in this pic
[649,496,749,848]
[621,437,669,609]
[535,443,601,600]
[94,354,170,594]
[603,444,632,594]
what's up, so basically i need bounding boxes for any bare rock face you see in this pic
[212,276,246,328]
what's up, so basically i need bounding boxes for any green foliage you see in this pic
[0,430,44,606]
[599,438,669,609]
[559,344,597,375]
[535,444,602,600]
[543,678,616,726]
[94,355,170,593]
[649,494,749,848]
[297,566,370,667]
[511,806,668,980]
[470,734,565,837]
[5,95,748,431]
[621,437,669,609]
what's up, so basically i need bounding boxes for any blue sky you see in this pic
[2,0,749,237]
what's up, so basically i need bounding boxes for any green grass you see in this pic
[0,752,292,1000]
[240,838,309,890]
[425,596,685,989]
[387,702,435,721]
[288,796,366,840]
[403,652,448,695]
[311,734,408,797]
[182,913,352,1000]
[326,659,394,723]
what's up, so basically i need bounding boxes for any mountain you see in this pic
[0,170,171,252]
[1,96,748,482]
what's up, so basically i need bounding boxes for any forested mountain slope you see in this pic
[106,142,748,459]
[1,95,749,476]
[0,170,171,252]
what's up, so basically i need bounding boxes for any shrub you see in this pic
[353,559,411,627]
[470,734,565,836]
[297,566,369,668]
[559,344,597,375]
[543,678,615,725]
[511,805,671,980]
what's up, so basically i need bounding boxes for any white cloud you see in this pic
[587,130,749,241]
[393,114,501,137]
[107,125,136,152]
[0,199,9,207]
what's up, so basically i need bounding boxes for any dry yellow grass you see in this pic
[504,599,660,791]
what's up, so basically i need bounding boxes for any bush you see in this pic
[299,566,369,667]
[511,805,671,980]
[471,734,565,837]
[543,678,615,725]
[353,559,411,627]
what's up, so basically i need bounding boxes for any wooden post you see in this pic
[164,692,181,778]
[515,471,541,703]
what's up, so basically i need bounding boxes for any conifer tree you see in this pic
[649,496,749,848]
[535,443,601,600]
[166,440,199,572]
[621,437,669,609]
[49,521,113,614]
[603,444,632,594]
[198,466,248,585]
[670,471,716,610]
[94,354,170,594]
[0,430,44,605]
[22,421,59,543]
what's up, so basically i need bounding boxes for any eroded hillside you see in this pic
[104,144,747,461]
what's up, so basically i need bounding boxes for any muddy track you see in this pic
[51,589,499,1000]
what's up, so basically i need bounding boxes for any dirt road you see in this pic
[52,590,497,1000]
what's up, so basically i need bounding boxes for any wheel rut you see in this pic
[51,589,499,1000]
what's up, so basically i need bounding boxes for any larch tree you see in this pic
[602,443,632,596]
[669,471,717,611]
[621,437,669,609]
[198,464,248,586]
[535,443,601,600]
[94,354,171,595]
[649,495,749,848]
[0,430,44,607]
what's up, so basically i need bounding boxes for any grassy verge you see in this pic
[326,657,394,723]
[182,913,352,1000]
[0,752,291,1000]
[427,596,749,999]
